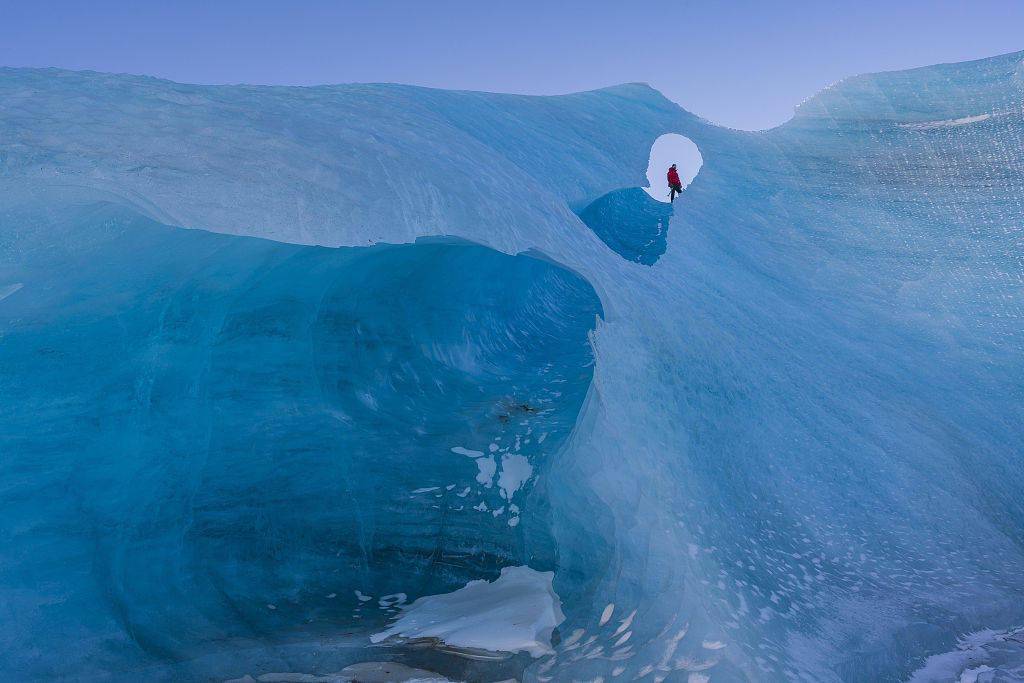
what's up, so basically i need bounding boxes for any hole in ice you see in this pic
[644,133,702,202]
[575,134,700,265]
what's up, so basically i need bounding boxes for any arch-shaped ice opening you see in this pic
[643,133,703,202]
[0,200,605,678]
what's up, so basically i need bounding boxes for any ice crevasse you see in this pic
[0,51,1023,682]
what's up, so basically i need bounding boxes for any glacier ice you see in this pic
[1,50,1023,682]
[0,199,599,681]
[577,187,674,265]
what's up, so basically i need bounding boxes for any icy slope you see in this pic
[0,69,686,250]
[1,51,1023,682]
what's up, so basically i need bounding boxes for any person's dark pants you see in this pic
[669,182,684,202]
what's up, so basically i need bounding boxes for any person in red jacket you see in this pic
[667,164,684,202]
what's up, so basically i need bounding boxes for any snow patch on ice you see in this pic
[450,446,484,458]
[497,454,532,499]
[908,626,1024,682]
[898,114,992,130]
[476,456,496,487]
[370,565,565,657]
[378,593,407,608]
[613,610,636,636]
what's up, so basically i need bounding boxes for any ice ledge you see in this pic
[370,565,565,657]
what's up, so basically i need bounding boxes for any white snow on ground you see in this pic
[908,626,1024,682]
[370,565,565,657]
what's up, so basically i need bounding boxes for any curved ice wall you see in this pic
[1,51,1023,682]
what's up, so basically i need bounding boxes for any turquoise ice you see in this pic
[0,51,1022,681]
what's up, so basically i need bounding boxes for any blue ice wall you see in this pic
[1,51,1023,682]
[0,200,600,680]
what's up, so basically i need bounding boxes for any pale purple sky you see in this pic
[1,1,1021,130]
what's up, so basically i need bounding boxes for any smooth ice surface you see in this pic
[1,50,1023,682]
[577,187,674,265]
[371,565,565,657]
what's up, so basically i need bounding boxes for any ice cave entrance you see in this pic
[643,133,703,202]
[575,133,702,265]
[0,203,605,674]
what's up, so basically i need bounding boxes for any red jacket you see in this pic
[667,167,681,187]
